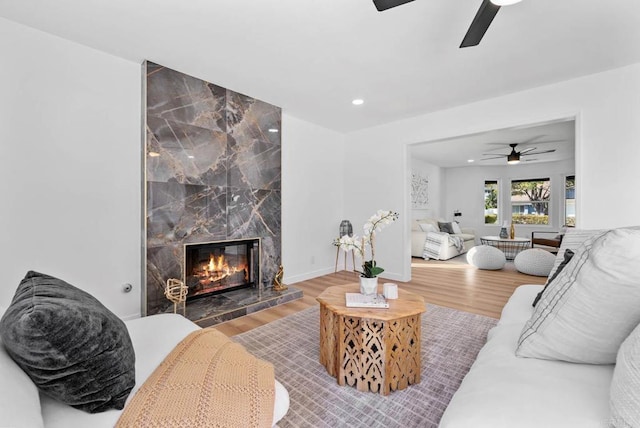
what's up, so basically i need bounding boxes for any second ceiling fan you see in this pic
[372,0,521,48]
[482,143,556,165]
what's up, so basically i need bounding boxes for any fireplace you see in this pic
[184,238,260,301]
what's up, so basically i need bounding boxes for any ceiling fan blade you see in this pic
[519,147,537,154]
[480,155,505,160]
[460,0,500,48]
[521,149,556,156]
[372,0,415,11]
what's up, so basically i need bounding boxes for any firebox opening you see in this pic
[184,238,259,301]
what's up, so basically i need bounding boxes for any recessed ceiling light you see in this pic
[148,151,160,157]
[352,99,364,106]
[187,155,195,159]
[268,128,279,133]
[467,159,475,163]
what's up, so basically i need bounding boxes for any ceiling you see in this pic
[0,1,639,133]
[411,119,575,168]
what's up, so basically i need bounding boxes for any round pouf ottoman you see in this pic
[466,245,506,270]
[514,248,556,276]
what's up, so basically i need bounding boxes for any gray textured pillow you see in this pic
[610,322,640,427]
[0,271,135,413]
[516,228,640,364]
[438,222,455,234]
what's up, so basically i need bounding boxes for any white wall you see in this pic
[0,18,141,317]
[343,63,640,282]
[443,159,575,240]
[0,18,346,318]
[281,114,345,283]
[410,158,443,219]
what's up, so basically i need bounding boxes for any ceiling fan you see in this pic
[481,143,556,165]
[372,0,521,48]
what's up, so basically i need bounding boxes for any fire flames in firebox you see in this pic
[195,253,248,287]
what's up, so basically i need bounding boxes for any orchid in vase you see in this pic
[334,210,400,278]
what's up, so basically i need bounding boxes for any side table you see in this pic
[334,244,356,273]
[480,235,531,260]
[316,283,425,395]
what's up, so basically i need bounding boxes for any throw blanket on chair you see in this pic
[116,329,275,428]
[423,231,465,260]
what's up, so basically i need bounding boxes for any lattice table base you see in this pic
[319,303,422,395]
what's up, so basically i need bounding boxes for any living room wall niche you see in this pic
[143,61,282,316]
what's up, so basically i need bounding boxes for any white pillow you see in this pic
[451,222,462,234]
[610,322,640,427]
[516,228,640,364]
[0,305,44,428]
[418,223,437,233]
[547,228,606,278]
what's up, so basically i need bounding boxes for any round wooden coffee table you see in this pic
[316,283,425,395]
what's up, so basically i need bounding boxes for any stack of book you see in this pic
[345,293,389,308]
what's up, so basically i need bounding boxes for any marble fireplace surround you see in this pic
[143,61,301,326]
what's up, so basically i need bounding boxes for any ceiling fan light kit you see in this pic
[482,143,556,164]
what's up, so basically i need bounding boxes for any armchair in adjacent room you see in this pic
[531,230,564,252]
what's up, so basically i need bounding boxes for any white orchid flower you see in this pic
[335,210,399,277]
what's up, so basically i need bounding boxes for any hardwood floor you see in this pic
[213,256,546,337]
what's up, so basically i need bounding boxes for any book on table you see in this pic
[345,293,389,308]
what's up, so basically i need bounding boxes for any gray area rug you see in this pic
[232,304,497,428]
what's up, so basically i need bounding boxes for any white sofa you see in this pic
[440,227,640,428]
[439,284,614,428]
[411,218,476,259]
[0,309,290,428]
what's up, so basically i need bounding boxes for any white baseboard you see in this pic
[285,267,406,285]
[284,266,339,285]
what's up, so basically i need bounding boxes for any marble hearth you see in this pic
[188,286,302,328]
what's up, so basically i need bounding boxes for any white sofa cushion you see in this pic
[610,322,640,428]
[548,228,606,277]
[40,313,290,428]
[418,222,437,233]
[0,304,45,428]
[516,228,640,364]
[456,233,475,241]
[439,285,614,428]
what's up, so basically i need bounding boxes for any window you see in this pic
[565,175,576,227]
[484,180,498,224]
[511,178,550,225]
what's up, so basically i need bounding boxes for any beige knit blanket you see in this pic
[116,329,275,428]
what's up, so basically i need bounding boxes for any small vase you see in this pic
[510,223,515,239]
[359,276,379,295]
[499,227,508,239]
[339,220,353,237]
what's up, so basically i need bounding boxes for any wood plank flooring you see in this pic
[213,256,546,337]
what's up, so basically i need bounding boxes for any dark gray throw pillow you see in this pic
[532,249,574,307]
[0,271,135,413]
[438,222,455,234]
